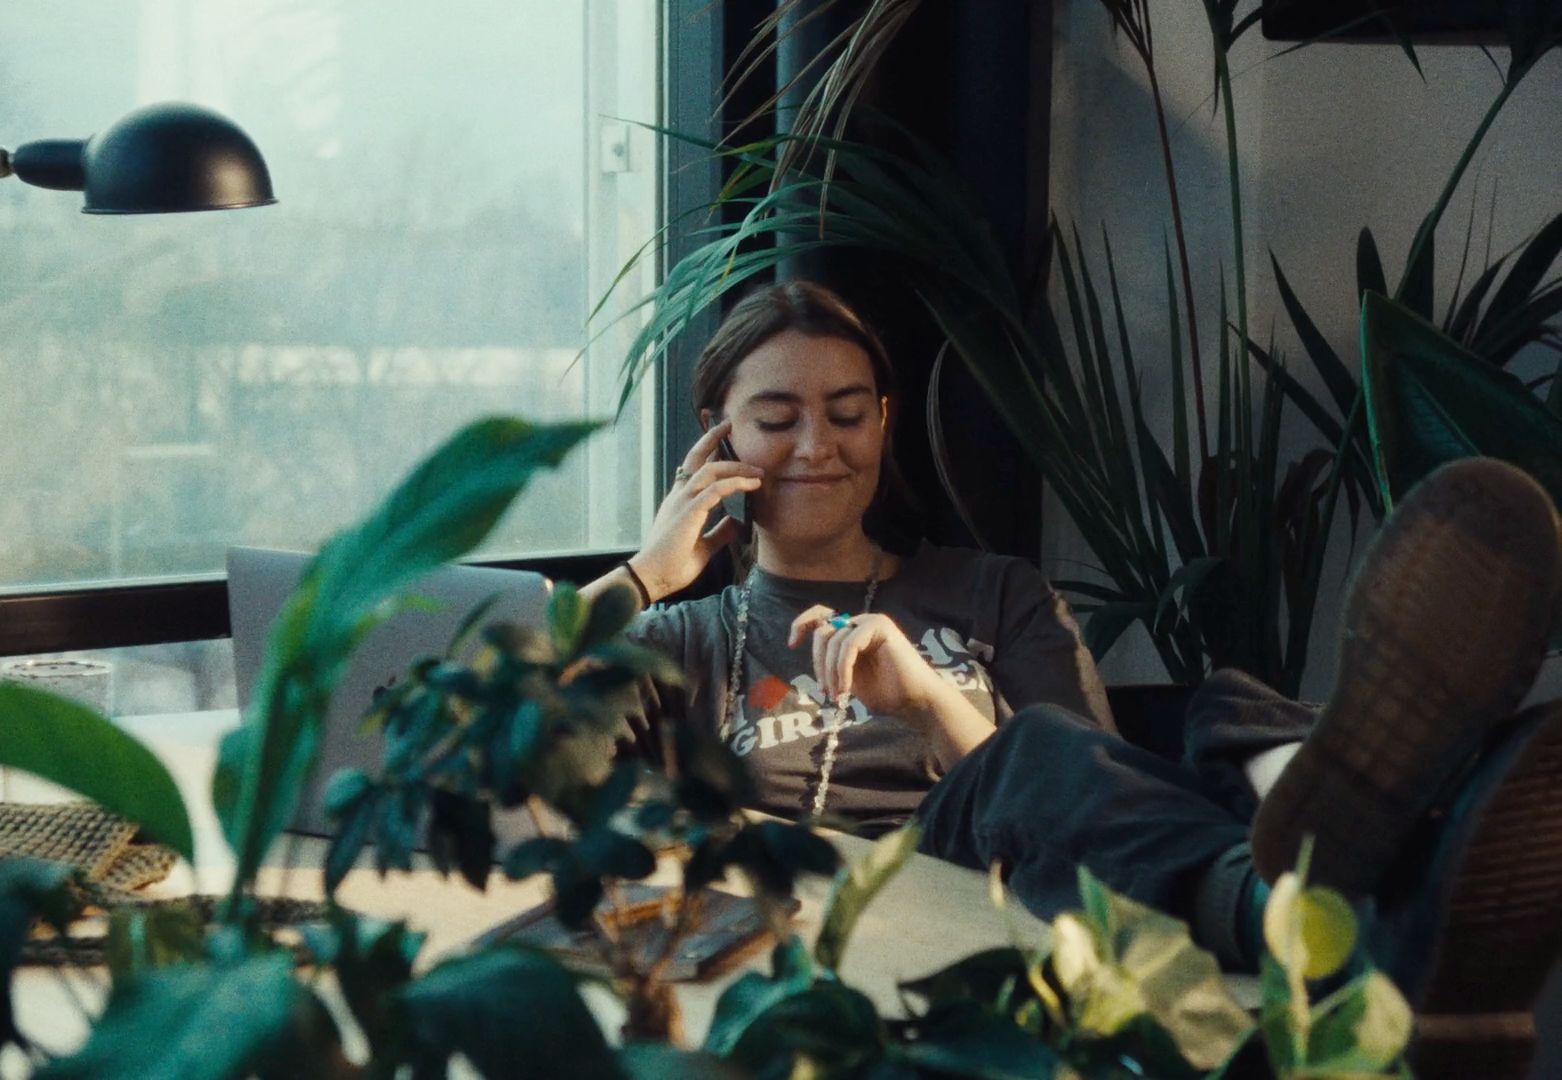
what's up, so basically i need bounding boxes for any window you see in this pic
[0,0,660,597]
[0,0,679,714]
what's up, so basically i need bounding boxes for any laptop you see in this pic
[226,546,553,838]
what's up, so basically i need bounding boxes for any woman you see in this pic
[580,282,1269,968]
[580,283,1562,1011]
[584,280,1113,837]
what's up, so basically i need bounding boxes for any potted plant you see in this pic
[0,416,846,1075]
[599,0,1562,711]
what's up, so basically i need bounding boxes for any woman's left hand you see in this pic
[788,607,942,722]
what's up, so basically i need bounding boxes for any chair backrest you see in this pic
[1105,683,1194,764]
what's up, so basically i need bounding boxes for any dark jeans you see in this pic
[914,670,1315,925]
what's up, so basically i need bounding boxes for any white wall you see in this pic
[1044,0,1562,696]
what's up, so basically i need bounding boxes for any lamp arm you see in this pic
[8,140,87,192]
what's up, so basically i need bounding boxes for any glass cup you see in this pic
[0,658,114,715]
[0,659,115,802]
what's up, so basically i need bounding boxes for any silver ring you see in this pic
[673,465,691,484]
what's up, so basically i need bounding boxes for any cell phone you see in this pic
[716,435,751,525]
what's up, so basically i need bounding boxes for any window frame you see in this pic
[0,0,724,659]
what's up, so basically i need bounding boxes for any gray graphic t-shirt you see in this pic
[628,544,1113,835]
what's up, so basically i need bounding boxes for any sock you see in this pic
[1191,842,1268,972]
[1244,742,1301,803]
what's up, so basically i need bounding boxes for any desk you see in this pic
[6,714,1555,1077]
[2,710,1058,1071]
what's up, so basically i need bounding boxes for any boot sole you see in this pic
[1405,704,1562,1079]
[1251,458,1560,892]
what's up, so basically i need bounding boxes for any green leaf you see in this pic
[1116,919,1252,1071]
[38,956,341,1080]
[210,724,250,847]
[815,825,918,972]
[1256,955,1299,1077]
[900,948,1044,1013]
[705,937,815,1055]
[1067,869,1254,1072]
[1133,404,1200,565]
[399,946,619,1080]
[728,981,885,1076]
[581,583,642,651]
[0,684,193,863]
[1050,912,1138,1037]
[728,820,840,901]
[105,904,206,977]
[1163,236,1193,498]
[446,592,504,658]
[1077,865,1115,940]
[1477,210,1562,344]
[0,859,78,970]
[928,344,999,552]
[1400,214,1436,319]
[1271,253,1358,421]
[1357,227,1388,303]
[574,825,657,881]
[585,763,644,827]
[503,836,571,881]
[1473,282,1562,369]
[322,910,426,1065]
[675,722,757,822]
[1153,557,1225,635]
[219,417,598,906]
[324,785,379,897]
[323,767,374,819]
[427,790,495,892]
[1261,872,1358,982]
[0,859,80,1052]
[618,1044,748,1079]
[1503,0,1562,80]
[1447,252,1510,345]
[1361,290,1562,512]
[894,1001,1061,1079]
[549,581,590,658]
[1305,970,1413,1072]
[1082,602,1151,662]
[576,639,685,694]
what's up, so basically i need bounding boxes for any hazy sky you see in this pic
[2,1,657,227]
[0,0,661,586]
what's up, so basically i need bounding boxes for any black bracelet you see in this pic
[619,560,653,607]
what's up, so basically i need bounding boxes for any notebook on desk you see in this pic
[226,546,553,838]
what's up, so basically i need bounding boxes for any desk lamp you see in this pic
[0,101,274,214]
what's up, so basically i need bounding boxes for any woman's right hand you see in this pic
[627,419,763,602]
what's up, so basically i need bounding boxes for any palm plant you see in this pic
[605,0,1562,696]
[607,2,1354,693]
[1259,3,1562,526]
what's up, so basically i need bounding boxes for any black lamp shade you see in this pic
[11,102,275,214]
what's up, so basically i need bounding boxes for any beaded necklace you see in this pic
[721,548,883,817]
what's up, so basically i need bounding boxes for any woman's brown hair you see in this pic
[692,280,897,416]
[691,280,919,553]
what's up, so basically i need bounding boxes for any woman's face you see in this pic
[710,329,888,548]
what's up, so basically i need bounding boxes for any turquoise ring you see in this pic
[828,613,852,630]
